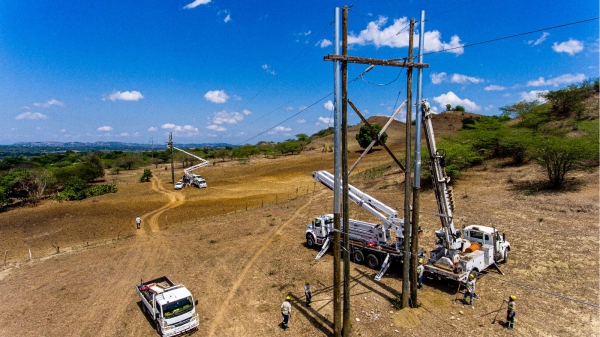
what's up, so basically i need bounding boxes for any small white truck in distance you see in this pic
[136,276,199,337]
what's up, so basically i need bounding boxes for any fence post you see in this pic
[29,248,32,261]
[3,251,7,266]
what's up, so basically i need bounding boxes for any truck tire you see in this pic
[501,249,508,264]
[353,250,365,264]
[366,254,379,269]
[306,234,315,248]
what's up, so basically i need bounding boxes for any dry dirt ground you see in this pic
[0,114,598,337]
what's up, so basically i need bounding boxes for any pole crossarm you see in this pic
[347,99,405,172]
[324,54,429,68]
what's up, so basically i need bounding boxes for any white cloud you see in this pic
[148,127,158,131]
[485,85,506,91]
[297,119,306,123]
[450,74,483,84]
[120,132,129,137]
[268,126,292,134]
[183,0,211,9]
[324,100,334,111]
[318,117,334,124]
[133,132,140,137]
[242,109,252,115]
[526,73,586,87]
[484,104,495,112]
[285,106,294,111]
[97,126,113,131]
[33,99,65,108]
[262,64,276,75]
[431,72,482,84]
[206,125,226,132]
[224,14,231,23]
[161,123,200,135]
[431,72,447,84]
[212,110,244,124]
[318,39,332,48]
[430,106,439,114]
[528,32,549,46]
[347,16,464,54]
[552,39,584,55]
[433,92,480,112]
[60,129,66,132]
[15,112,48,120]
[104,90,144,102]
[520,90,549,102]
[204,90,229,104]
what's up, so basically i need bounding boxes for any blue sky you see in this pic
[0,0,597,145]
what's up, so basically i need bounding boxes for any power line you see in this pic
[422,17,599,56]
[483,273,600,309]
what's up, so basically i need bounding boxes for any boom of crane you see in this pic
[312,170,406,247]
[171,146,210,188]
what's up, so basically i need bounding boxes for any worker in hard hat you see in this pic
[304,280,312,307]
[136,215,141,229]
[506,295,517,329]
[417,259,425,289]
[281,295,292,330]
[462,273,477,306]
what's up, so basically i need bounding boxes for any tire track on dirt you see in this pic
[137,178,185,234]
[207,191,322,337]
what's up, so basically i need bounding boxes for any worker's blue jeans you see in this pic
[282,313,289,328]
[418,274,423,288]
[463,291,473,305]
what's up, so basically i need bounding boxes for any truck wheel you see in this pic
[306,234,315,248]
[353,250,365,264]
[366,254,379,269]
[501,250,508,264]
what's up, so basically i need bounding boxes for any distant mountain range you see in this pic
[9,141,236,149]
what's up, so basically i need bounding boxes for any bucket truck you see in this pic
[306,170,422,281]
[420,99,510,282]
[168,145,209,188]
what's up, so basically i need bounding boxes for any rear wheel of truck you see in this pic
[366,254,379,269]
[501,249,508,264]
[353,250,365,264]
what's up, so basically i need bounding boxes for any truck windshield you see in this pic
[162,296,194,318]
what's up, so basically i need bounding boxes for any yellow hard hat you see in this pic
[469,274,475,279]
[285,295,291,300]
[510,295,517,301]
[305,280,310,284]
[418,259,424,264]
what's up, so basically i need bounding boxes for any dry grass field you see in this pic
[0,113,598,337]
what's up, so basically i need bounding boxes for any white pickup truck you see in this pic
[136,276,199,337]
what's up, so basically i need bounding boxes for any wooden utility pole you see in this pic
[401,19,415,309]
[341,7,351,337]
[169,132,175,184]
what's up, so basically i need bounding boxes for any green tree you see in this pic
[139,168,153,182]
[500,101,551,132]
[355,124,388,149]
[455,105,465,112]
[214,148,231,161]
[296,133,308,142]
[540,80,594,118]
[116,154,142,170]
[78,154,105,182]
[60,177,88,200]
[529,132,597,189]
[446,104,452,111]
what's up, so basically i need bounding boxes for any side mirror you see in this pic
[194,300,198,306]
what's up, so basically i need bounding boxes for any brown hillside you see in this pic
[0,124,598,337]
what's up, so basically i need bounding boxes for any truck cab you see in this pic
[136,276,199,337]
[462,225,510,263]
[305,214,334,247]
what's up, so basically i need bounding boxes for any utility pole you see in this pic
[411,10,426,308]
[341,6,351,337]
[324,10,428,323]
[401,18,415,309]
[169,132,175,184]
[333,7,342,337]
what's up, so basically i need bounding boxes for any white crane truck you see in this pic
[306,170,421,281]
[169,145,209,188]
[420,99,510,282]
[135,276,200,337]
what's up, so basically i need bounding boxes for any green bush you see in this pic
[355,124,388,149]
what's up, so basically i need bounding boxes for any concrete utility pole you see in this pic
[410,10,426,307]
[333,7,342,337]
[401,18,415,309]
[341,6,351,337]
